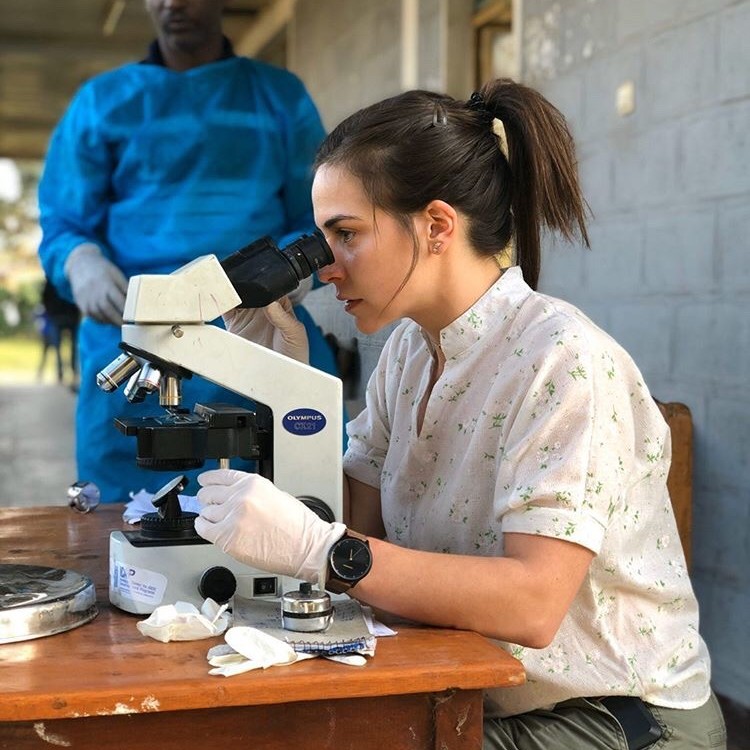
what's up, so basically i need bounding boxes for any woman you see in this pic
[195,79,725,749]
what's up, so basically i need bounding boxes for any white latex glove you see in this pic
[223,296,309,364]
[195,469,346,583]
[64,243,128,325]
[207,631,316,677]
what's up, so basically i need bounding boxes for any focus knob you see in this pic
[198,566,237,603]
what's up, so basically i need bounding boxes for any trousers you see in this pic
[484,692,726,750]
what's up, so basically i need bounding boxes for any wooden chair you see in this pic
[655,401,693,570]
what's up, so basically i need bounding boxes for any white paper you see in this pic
[361,605,398,637]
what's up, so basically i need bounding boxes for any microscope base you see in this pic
[109,531,295,615]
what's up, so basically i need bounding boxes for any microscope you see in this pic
[99,233,343,615]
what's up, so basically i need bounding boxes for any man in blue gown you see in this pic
[38,0,339,502]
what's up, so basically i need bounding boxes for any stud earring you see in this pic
[430,241,443,254]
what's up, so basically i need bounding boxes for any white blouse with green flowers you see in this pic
[343,266,711,718]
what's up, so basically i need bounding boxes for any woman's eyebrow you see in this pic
[323,214,360,229]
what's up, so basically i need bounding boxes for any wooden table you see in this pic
[0,506,524,749]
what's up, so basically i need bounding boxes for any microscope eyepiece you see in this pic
[279,231,333,280]
[220,231,334,308]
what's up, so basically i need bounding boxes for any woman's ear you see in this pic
[424,200,457,249]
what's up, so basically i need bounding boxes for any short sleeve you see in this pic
[495,321,640,554]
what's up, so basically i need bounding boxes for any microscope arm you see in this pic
[117,253,341,519]
[121,321,343,515]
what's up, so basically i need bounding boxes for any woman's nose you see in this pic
[318,254,343,284]
[317,265,334,284]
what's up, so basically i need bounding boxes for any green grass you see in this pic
[0,333,76,384]
[0,334,39,371]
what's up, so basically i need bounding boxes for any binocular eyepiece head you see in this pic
[220,231,333,308]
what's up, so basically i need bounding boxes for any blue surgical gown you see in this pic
[38,56,340,502]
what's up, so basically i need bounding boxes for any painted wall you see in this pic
[288,0,402,415]
[521,0,750,708]
[288,0,749,709]
[289,0,473,414]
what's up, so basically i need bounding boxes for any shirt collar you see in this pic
[421,266,530,361]
[141,36,235,67]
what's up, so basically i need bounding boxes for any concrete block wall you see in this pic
[522,0,750,708]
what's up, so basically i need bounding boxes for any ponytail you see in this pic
[315,78,590,290]
[477,79,590,288]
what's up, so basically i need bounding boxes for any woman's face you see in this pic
[313,164,428,334]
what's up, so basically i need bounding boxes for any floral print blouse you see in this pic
[343,267,711,717]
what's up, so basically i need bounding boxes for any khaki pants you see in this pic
[484,692,726,750]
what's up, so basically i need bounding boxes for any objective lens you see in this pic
[124,371,145,403]
[96,353,140,392]
[137,362,161,393]
[159,374,181,408]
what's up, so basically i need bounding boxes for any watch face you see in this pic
[330,538,372,583]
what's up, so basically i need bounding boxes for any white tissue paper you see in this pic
[123,489,202,524]
[136,598,231,643]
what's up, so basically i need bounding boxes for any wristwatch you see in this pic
[325,529,372,594]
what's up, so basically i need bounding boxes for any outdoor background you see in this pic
[0,0,747,742]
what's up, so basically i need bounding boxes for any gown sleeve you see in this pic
[38,82,115,300]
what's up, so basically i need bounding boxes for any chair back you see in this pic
[655,401,693,570]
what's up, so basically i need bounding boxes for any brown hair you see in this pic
[314,79,590,290]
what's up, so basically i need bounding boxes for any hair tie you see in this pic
[467,92,509,161]
[467,91,486,112]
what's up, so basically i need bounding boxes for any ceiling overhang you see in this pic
[0,0,290,160]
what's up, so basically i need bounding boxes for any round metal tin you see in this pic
[0,563,98,644]
[281,584,332,633]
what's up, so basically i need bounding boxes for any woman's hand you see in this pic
[223,297,309,363]
[195,469,346,582]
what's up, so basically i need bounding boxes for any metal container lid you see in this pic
[0,564,98,644]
